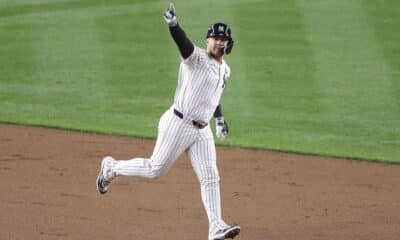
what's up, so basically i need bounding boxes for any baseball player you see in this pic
[96,3,240,240]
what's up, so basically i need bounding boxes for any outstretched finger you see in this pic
[170,3,175,13]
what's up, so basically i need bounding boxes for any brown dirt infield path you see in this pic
[1,123,400,240]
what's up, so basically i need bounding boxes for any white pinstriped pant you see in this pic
[112,107,229,235]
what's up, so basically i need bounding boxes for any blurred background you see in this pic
[0,0,399,162]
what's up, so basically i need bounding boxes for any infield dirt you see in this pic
[1,123,399,240]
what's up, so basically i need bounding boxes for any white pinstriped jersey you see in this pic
[173,46,231,123]
[102,19,238,239]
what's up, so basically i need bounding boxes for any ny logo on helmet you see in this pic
[218,26,225,32]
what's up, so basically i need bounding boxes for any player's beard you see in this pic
[209,46,224,59]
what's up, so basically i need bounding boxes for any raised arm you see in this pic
[163,3,194,59]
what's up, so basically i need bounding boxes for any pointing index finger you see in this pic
[170,3,175,13]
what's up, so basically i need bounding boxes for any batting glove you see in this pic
[215,117,229,140]
[163,3,177,27]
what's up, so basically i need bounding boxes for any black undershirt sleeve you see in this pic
[169,24,195,59]
[213,104,223,118]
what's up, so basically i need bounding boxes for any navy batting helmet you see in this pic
[206,22,234,55]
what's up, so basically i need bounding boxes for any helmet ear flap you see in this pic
[224,39,234,55]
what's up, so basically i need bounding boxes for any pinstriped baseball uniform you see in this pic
[111,45,231,235]
[175,46,231,123]
[95,5,240,239]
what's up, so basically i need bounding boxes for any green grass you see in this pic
[0,0,399,163]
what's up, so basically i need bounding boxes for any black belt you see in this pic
[173,109,208,129]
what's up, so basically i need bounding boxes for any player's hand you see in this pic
[215,117,229,140]
[163,3,177,27]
